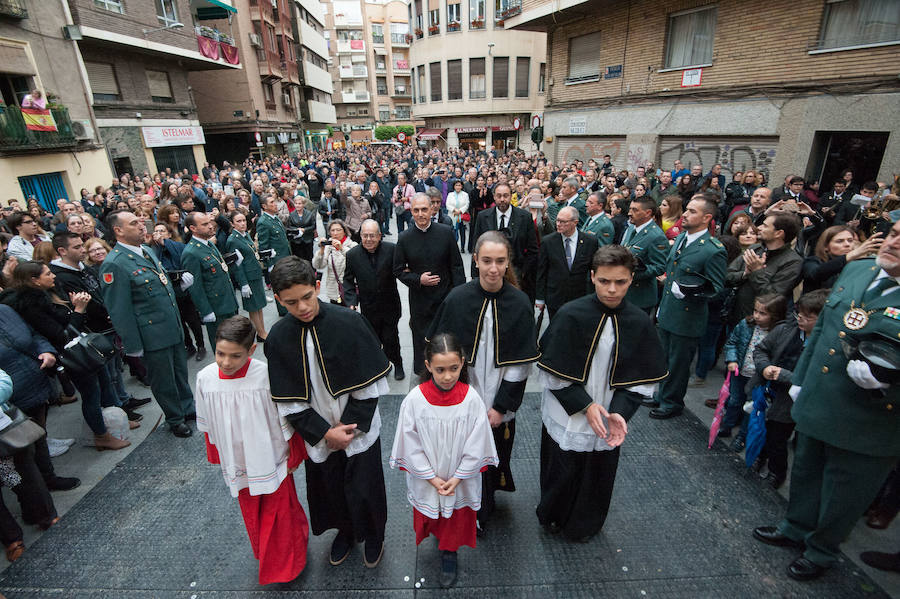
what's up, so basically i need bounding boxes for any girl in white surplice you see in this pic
[390,334,499,589]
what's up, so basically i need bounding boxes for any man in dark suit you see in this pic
[471,182,539,300]
[344,220,404,380]
[394,194,466,375]
[426,187,453,226]
[535,206,600,319]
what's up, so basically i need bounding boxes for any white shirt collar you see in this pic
[414,221,431,233]
[683,229,706,247]
[871,269,900,289]
[562,229,578,243]
[117,241,145,255]
[193,236,210,245]
[496,206,511,226]
[634,219,652,234]
[50,258,83,272]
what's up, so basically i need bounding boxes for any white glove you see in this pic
[125,350,144,358]
[234,251,244,266]
[241,284,252,298]
[202,312,216,323]
[670,281,686,300]
[294,229,304,239]
[788,385,801,401]
[179,271,194,291]
[847,359,890,390]
[268,265,274,272]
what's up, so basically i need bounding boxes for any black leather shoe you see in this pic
[184,413,197,421]
[329,532,353,566]
[752,526,803,548]
[543,521,561,535]
[45,476,81,491]
[648,407,682,419]
[765,472,785,489]
[123,396,151,410]
[171,423,192,438]
[440,550,458,588]
[393,363,405,381]
[135,374,151,387]
[787,557,827,581]
[195,347,207,362]
[641,398,660,408]
[125,409,143,422]
[363,539,384,568]
[860,550,900,572]
[185,346,197,358]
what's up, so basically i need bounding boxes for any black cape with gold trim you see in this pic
[265,300,391,402]
[537,293,667,387]
[426,279,540,367]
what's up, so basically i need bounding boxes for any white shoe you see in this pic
[46,438,72,457]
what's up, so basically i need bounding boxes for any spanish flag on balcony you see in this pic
[21,107,57,132]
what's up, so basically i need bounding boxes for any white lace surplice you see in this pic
[195,359,294,497]
[539,319,657,453]
[390,385,499,519]
[275,332,388,463]
[468,306,531,423]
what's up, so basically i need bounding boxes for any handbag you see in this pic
[461,212,471,222]
[0,403,45,457]
[58,325,117,374]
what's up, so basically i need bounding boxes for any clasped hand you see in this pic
[324,423,357,450]
[429,476,461,496]
[585,403,627,447]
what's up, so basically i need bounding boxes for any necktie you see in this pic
[499,213,506,229]
[675,235,687,254]
[863,277,898,303]
[565,237,573,270]
[622,224,635,246]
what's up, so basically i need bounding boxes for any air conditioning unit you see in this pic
[341,123,352,133]
[249,33,262,48]
[71,119,94,141]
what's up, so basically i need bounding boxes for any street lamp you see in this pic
[142,22,184,36]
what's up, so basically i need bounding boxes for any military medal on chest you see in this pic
[843,301,876,331]
[158,272,169,286]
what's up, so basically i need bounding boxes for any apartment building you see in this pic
[322,0,418,145]
[507,0,900,188]
[0,0,112,206]
[407,0,546,150]
[67,0,242,176]
[190,0,336,163]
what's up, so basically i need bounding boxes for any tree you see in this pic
[374,125,398,140]
[397,125,414,136]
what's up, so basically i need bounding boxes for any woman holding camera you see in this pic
[311,219,357,305]
[226,211,268,341]
[446,179,470,253]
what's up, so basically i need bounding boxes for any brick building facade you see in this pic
[508,0,900,188]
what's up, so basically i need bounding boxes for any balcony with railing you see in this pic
[391,86,411,98]
[340,90,370,103]
[390,33,412,47]
[495,0,521,25]
[283,59,300,84]
[372,33,385,44]
[395,108,411,120]
[375,62,387,74]
[248,0,275,24]
[257,48,283,81]
[339,65,368,79]
[0,0,28,19]
[336,39,366,54]
[0,105,77,154]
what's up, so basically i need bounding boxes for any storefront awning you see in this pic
[418,128,446,140]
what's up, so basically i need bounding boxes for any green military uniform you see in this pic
[654,230,727,413]
[100,243,193,427]
[547,196,587,228]
[226,230,267,313]
[776,259,899,567]
[256,211,292,316]
[181,237,239,348]
[622,221,670,311]
[581,212,615,246]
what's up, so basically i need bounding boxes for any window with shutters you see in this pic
[156,0,179,27]
[448,59,462,99]
[417,65,426,102]
[371,23,384,44]
[85,62,120,102]
[94,0,124,14]
[147,70,174,103]
[815,0,900,51]
[430,62,442,101]
[377,77,388,95]
[469,57,485,99]
[469,0,485,27]
[447,2,461,29]
[492,57,508,98]
[538,62,545,93]
[664,6,716,69]
[379,104,390,120]
[566,32,601,83]
[515,57,530,97]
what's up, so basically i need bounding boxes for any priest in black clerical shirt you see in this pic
[393,193,466,375]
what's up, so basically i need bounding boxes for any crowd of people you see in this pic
[0,144,897,587]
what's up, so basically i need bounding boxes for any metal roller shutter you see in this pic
[84,62,120,95]
[553,136,626,167]
[657,136,779,181]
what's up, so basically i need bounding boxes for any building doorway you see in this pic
[113,157,133,178]
[152,146,198,176]
[806,131,889,191]
[18,172,68,212]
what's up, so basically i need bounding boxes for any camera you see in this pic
[285,226,301,237]
[319,239,330,247]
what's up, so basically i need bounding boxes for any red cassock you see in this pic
[207,433,309,584]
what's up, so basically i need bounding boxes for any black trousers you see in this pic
[177,294,205,350]
[759,420,795,481]
[291,242,313,262]
[479,419,516,524]
[304,439,387,544]
[8,444,57,529]
[409,314,428,375]
[537,426,620,541]
[21,404,55,483]
[362,308,402,366]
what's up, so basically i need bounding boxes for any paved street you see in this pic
[0,227,897,598]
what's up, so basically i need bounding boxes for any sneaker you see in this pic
[689,376,706,387]
[440,550,458,588]
[46,438,70,458]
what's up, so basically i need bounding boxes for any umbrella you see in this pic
[744,383,771,469]
[708,371,732,449]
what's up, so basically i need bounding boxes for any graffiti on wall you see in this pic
[560,140,625,168]
[658,139,778,181]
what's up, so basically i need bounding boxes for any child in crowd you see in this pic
[195,315,309,585]
[719,293,788,451]
[750,289,827,488]
[390,333,498,589]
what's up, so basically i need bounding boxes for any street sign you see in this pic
[531,114,541,129]
[397,131,407,142]
[512,117,521,130]
[254,132,262,142]
[681,68,702,87]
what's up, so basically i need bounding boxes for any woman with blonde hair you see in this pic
[660,196,684,240]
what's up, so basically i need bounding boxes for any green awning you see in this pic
[207,0,236,13]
